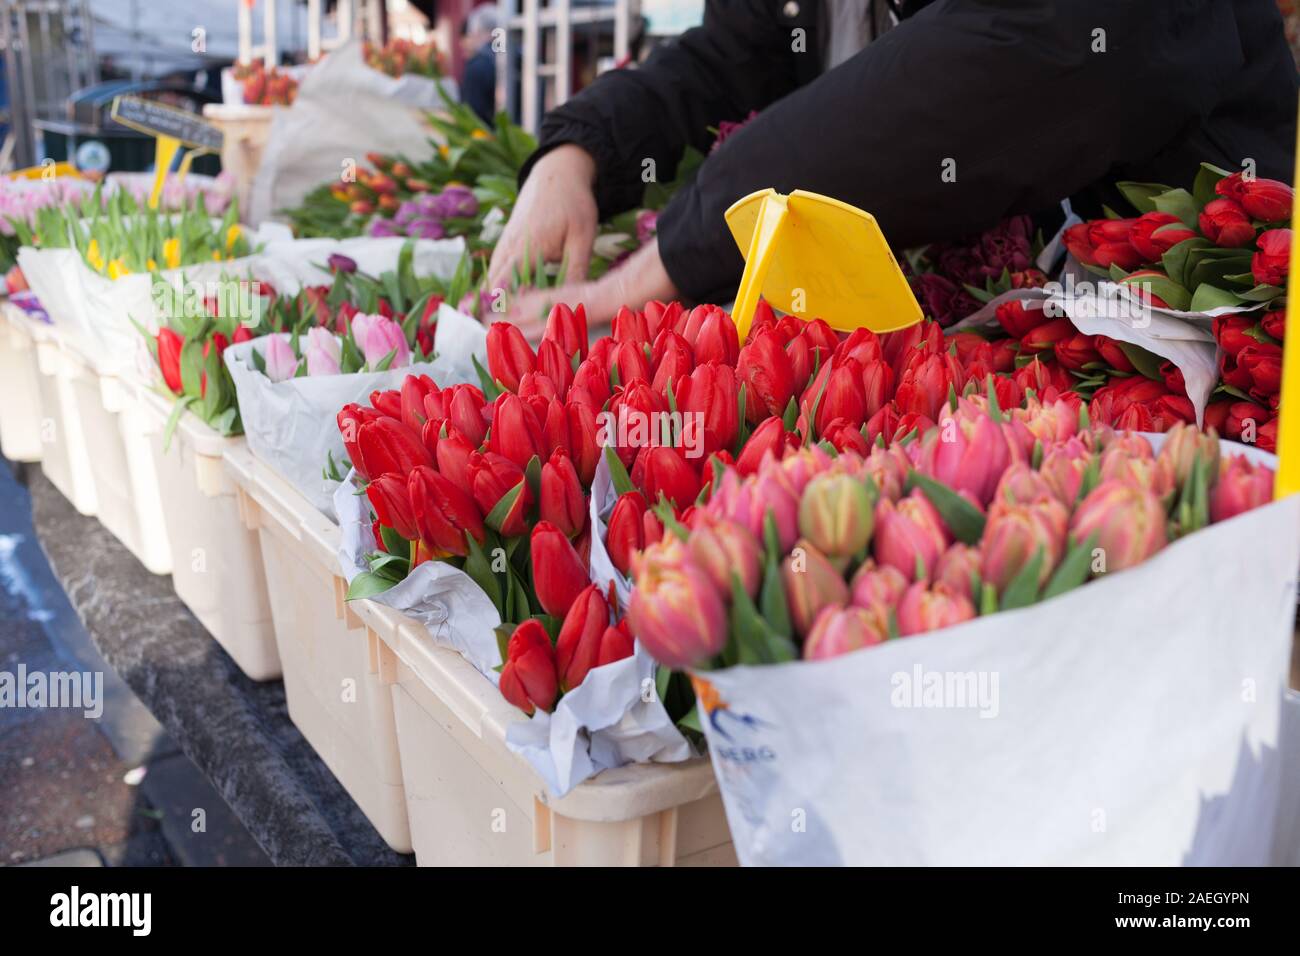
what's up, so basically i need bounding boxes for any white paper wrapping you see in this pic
[225,301,485,517]
[248,40,457,226]
[693,442,1300,866]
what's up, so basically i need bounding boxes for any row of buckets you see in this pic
[0,301,736,866]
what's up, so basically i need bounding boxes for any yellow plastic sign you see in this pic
[725,188,923,341]
[6,162,80,181]
[1274,109,1300,500]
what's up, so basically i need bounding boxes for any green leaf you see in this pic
[380,524,408,558]
[346,570,399,600]
[463,533,502,612]
[1114,341,1166,382]
[161,395,194,453]
[907,471,986,545]
[1189,284,1245,312]
[604,446,635,496]
[978,581,998,616]
[1115,181,1175,215]
[524,454,542,499]
[484,479,526,533]
[1151,188,1201,228]
[998,548,1044,611]
[759,554,791,639]
[781,396,799,431]
[471,353,504,401]
[1192,162,1232,206]
[655,664,672,705]
[1042,532,1097,601]
[1119,273,1191,312]
[1237,284,1285,303]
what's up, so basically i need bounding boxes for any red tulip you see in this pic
[366,474,419,541]
[1238,342,1282,398]
[400,374,439,433]
[606,491,648,576]
[994,299,1048,338]
[1129,211,1198,262]
[821,417,872,456]
[1020,317,1075,353]
[612,305,651,345]
[536,338,574,395]
[562,400,600,485]
[570,355,611,408]
[677,361,739,456]
[156,328,185,393]
[805,357,866,432]
[736,415,794,475]
[737,329,795,425]
[784,334,814,395]
[1199,198,1256,248]
[407,464,486,557]
[894,354,957,422]
[486,321,536,391]
[447,384,487,446]
[1217,172,1293,223]
[651,331,695,398]
[1261,309,1285,342]
[232,324,254,344]
[531,521,590,618]
[356,417,434,479]
[434,425,476,491]
[540,448,587,537]
[488,393,546,469]
[643,300,683,340]
[467,451,529,535]
[337,404,383,478]
[641,445,702,509]
[1093,335,1135,373]
[554,584,613,691]
[499,619,558,715]
[369,388,403,420]
[692,307,740,365]
[1054,332,1102,372]
[1252,228,1290,286]
[543,302,588,359]
[605,380,665,466]
[612,338,652,386]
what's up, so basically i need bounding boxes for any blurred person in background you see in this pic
[488,0,1298,337]
[462,4,500,124]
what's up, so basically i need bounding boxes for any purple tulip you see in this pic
[326,253,357,274]
[406,217,446,240]
[368,217,399,238]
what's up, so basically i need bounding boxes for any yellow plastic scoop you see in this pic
[1274,112,1300,500]
[725,188,922,341]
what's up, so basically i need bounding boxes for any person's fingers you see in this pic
[485,231,519,300]
[562,219,595,286]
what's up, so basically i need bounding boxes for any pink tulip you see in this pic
[803,605,888,660]
[1070,480,1168,572]
[1099,441,1176,502]
[1038,437,1092,505]
[687,512,763,599]
[979,499,1069,594]
[798,472,874,561]
[627,535,728,670]
[988,462,1057,519]
[304,327,341,376]
[873,490,950,581]
[1156,422,1220,488]
[781,539,851,637]
[913,401,1011,506]
[896,581,976,636]
[352,312,411,370]
[934,543,981,602]
[1210,455,1274,523]
[849,560,908,613]
[263,334,300,382]
[706,465,799,552]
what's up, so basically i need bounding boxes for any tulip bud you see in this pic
[435,426,477,492]
[687,512,763,599]
[627,535,728,669]
[1038,437,1092,505]
[933,543,980,602]
[859,444,909,502]
[357,417,435,479]
[873,490,949,581]
[407,465,486,557]
[366,474,419,542]
[803,605,888,660]
[155,328,185,393]
[912,402,1011,507]
[781,539,851,637]
[554,585,611,692]
[486,321,536,392]
[1157,422,1220,488]
[736,416,793,475]
[798,472,874,561]
[642,445,702,510]
[530,521,590,618]
[468,451,529,536]
[737,329,795,425]
[536,338,574,395]
[1070,480,1168,572]
[351,313,411,370]
[540,448,587,538]
[849,559,907,613]
[676,362,739,456]
[488,393,546,470]
[542,302,588,360]
[979,499,1068,594]
[606,491,648,576]
[263,334,301,382]
[498,619,558,715]
[1210,455,1273,523]
[896,581,976,637]
[305,327,342,377]
[1198,198,1256,248]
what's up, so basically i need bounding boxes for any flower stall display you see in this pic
[625,394,1296,865]
[363,38,445,79]
[232,61,300,106]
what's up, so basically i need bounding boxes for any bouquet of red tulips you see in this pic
[628,395,1273,670]
[1204,308,1283,450]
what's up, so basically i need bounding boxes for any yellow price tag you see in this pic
[725,188,923,341]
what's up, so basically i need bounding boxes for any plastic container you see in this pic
[57,341,172,575]
[135,386,280,680]
[225,446,411,852]
[0,302,46,463]
[30,321,98,515]
[353,601,736,867]
[202,103,274,220]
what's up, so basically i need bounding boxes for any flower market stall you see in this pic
[4,1,1300,875]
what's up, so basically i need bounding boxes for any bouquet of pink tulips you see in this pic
[627,389,1275,670]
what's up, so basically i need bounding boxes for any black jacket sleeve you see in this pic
[655,0,1297,302]
[520,0,806,220]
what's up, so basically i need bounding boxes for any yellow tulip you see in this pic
[147,258,158,271]
[86,239,104,271]
[106,259,129,279]
[438,144,450,159]
[225,224,242,251]
[162,237,181,270]
[470,129,491,140]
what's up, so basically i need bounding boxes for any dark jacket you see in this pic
[523,0,1298,304]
